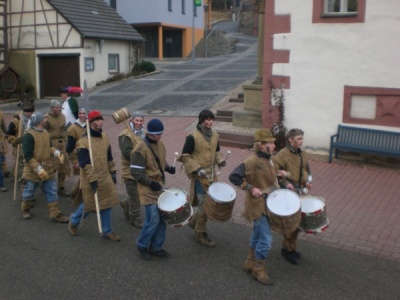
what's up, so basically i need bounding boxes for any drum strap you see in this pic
[298,152,303,189]
[144,139,165,181]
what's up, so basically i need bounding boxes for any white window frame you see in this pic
[108,54,119,73]
[323,0,358,17]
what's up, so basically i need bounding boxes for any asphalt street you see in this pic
[0,22,399,299]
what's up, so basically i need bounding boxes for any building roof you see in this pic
[47,0,144,42]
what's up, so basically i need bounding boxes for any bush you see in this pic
[132,60,156,74]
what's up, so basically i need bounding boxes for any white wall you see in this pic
[105,0,204,29]
[272,0,400,151]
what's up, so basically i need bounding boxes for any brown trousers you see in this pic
[282,228,300,251]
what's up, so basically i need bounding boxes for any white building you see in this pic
[5,0,144,98]
[105,0,211,59]
[261,0,400,153]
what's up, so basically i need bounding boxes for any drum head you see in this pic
[208,182,236,203]
[266,189,301,216]
[301,196,325,214]
[158,188,187,212]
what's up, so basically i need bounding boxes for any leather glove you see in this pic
[54,150,64,164]
[218,160,227,167]
[90,181,98,193]
[197,168,207,178]
[111,172,117,184]
[149,181,162,191]
[37,168,49,181]
[165,166,176,174]
[9,136,21,146]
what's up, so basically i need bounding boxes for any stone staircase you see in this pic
[214,92,243,122]
[195,30,238,58]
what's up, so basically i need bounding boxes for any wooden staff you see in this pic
[13,111,23,201]
[86,119,102,233]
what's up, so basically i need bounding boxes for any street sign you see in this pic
[194,0,201,7]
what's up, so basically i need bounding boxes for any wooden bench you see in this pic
[329,125,400,163]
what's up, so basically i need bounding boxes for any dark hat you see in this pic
[286,128,304,140]
[147,118,164,135]
[30,112,45,127]
[88,110,103,123]
[22,102,35,112]
[254,128,275,143]
[198,109,214,125]
[60,86,69,93]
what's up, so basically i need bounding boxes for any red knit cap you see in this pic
[88,110,103,123]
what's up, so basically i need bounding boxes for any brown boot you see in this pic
[251,260,273,285]
[68,220,78,236]
[120,199,129,220]
[48,201,69,223]
[130,217,143,229]
[243,248,255,272]
[21,200,32,219]
[195,232,216,248]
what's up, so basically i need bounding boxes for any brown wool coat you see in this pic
[77,133,118,212]
[0,111,7,155]
[179,129,224,206]
[133,140,167,205]
[275,147,310,190]
[119,128,142,181]
[22,129,56,182]
[67,123,86,175]
[45,112,70,175]
[241,154,280,222]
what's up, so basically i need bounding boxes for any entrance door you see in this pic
[39,55,80,98]
[163,30,183,58]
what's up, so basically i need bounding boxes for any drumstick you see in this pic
[172,152,178,168]
[225,150,232,160]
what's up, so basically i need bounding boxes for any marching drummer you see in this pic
[130,119,176,260]
[275,128,312,265]
[178,109,226,248]
[229,128,287,285]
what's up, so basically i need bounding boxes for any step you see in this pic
[216,130,254,149]
[229,98,244,103]
[216,110,233,117]
[238,93,244,99]
[214,115,232,122]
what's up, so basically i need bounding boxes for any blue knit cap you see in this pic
[147,118,164,135]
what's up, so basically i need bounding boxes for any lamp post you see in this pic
[203,4,209,58]
[191,1,196,64]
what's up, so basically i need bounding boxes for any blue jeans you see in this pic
[250,214,273,260]
[136,204,166,251]
[70,202,113,236]
[0,155,4,187]
[22,179,58,203]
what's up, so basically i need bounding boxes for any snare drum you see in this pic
[266,189,302,235]
[158,188,193,228]
[204,182,236,222]
[300,196,329,234]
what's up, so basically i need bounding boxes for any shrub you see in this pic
[132,60,156,74]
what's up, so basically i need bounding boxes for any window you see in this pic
[182,0,185,14]
[324,0,358,15]
[109,0,116,9]
[168,0,172,11]
[85,57,94,71]
[194,5,197,17]
[108,54,119,73]
[312,0,365,23]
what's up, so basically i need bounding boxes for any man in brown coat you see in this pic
[178,109,226,248]
[68,110,120,241]
[118,111,145,228]
[20,112,69,222]
[229,128,287,285]
[130,118,176,260]
[45,100,71,197]
[66,108,87,200]
[275,128,312,265]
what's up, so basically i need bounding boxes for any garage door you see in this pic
[39,54,80,98]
